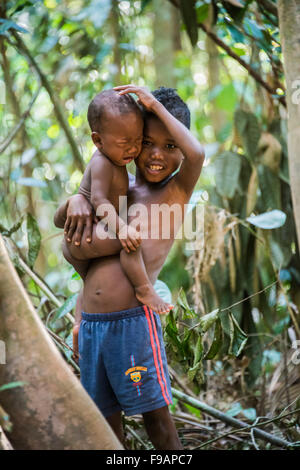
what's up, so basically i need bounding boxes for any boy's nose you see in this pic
[151,147,164,159]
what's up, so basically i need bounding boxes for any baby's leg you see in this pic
[120,248,173,314]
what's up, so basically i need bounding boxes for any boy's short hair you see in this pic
[87,89,141,133]
[146,87,191,129]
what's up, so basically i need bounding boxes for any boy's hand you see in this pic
[117,224,141,253]
[114,84,158,112]
[64,194,98,246]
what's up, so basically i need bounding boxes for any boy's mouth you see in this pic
[146,162,165,174]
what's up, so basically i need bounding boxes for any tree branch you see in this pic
[167,0,286,107]
[9,32,85,172]
[171,388,295,449]
[0,86,41,154]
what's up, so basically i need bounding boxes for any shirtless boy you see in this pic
[54,86,205,450]
[77,89,172,314]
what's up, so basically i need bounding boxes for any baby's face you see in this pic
[136,116,183,183]
[94,111,144,166]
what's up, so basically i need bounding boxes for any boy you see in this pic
[54,86,205,449]
[78,89,172,314]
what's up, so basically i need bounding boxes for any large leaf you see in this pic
[215,151,242,198]
[176,287,196,319]
[179,0,198,47]
[52,293,79,322]
[154,279,172,305]
[204,318,222,359]
[198,308,220,333]
[247,210,286,229]
[26,213,41,269]
[228,312,248,357]
[234,109,261,161]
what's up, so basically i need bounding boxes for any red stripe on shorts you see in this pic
[149,308,172,404]
[143,305,170,405]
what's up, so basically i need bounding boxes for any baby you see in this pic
[74,89,172,314]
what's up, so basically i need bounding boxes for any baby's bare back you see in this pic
[79,151,128,212]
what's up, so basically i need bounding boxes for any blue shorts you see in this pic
[78,305,173,417]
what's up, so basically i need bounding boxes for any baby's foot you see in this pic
[135,284,173,315]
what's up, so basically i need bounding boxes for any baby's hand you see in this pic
[114,84,157,112]
[117,224,141,253]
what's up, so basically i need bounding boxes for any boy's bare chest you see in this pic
[128,182,186,236]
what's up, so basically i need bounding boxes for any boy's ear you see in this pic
[91,132,103,149]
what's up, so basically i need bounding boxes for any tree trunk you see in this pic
[0,235,122,450]
[278,1,300,252]
[153,0,176,88]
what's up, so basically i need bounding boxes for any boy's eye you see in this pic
[166,144,176,150]
[142,140,152,147]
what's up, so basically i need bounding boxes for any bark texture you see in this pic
[0,235,122,450]
[278,0,300,251]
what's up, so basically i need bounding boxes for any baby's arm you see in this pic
[90,156,141,253]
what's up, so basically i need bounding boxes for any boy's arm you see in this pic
[151,101,205,193]
[114,85,205,193]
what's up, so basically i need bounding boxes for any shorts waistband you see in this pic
[81,305,147,322]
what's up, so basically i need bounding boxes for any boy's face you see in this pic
[135,116,183,183]
[92,111,144,166]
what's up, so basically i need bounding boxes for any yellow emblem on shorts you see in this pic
[125,365,147,383]
[130,371,141,382]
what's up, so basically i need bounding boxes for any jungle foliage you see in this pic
[0,0,299,450]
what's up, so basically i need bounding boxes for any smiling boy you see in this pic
[54,86,205,449]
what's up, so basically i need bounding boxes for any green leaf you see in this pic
[52,293,78,322]
[198,309,220,333]
[165,323,185,358]
[196,3,210,23]
[26,213,41,269]
[228,312,248,357]
[176,288,196,318]
[246,210,286,229]
[215,151,242,198]
[205,318,222,359]
[0,381,27,392]
[242,408,257,421]
[226,402,243,417]
[215,83,237,113]
[0,217,23,237]
[234,109,261,161]
[154,279,172,305]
